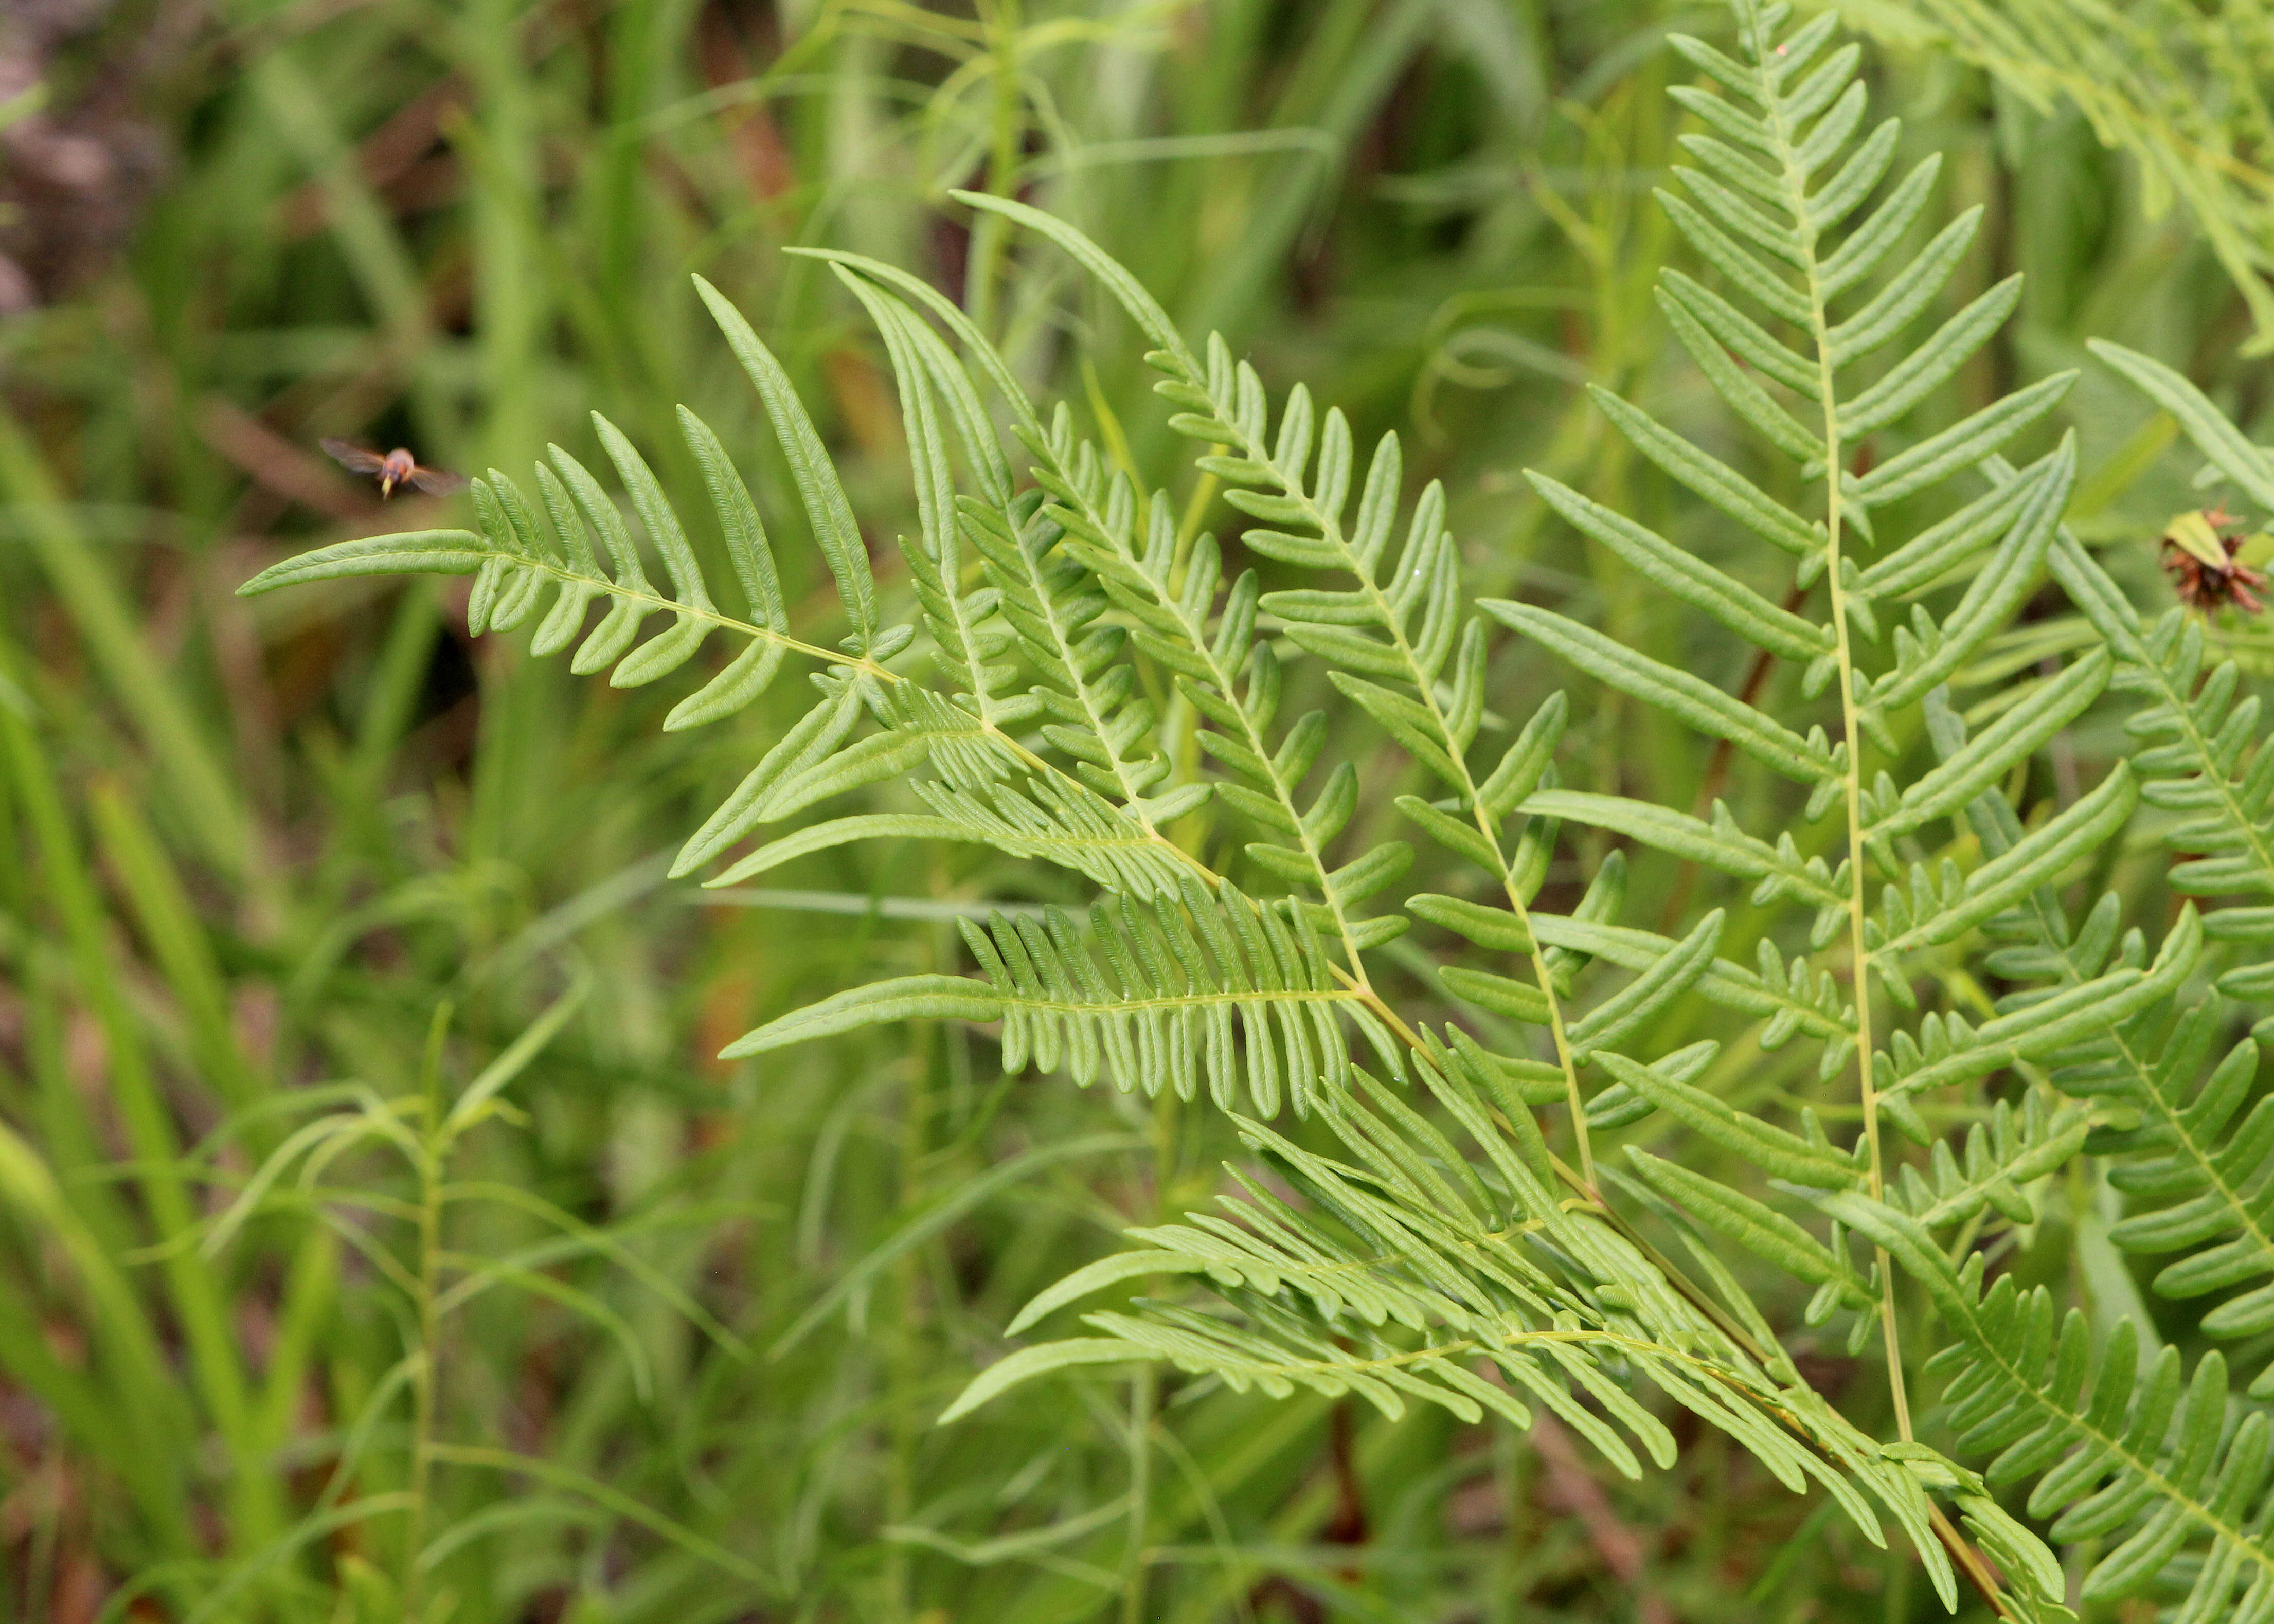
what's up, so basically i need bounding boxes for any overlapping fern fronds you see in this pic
[241,99,2040,1608]
[1964,348,2274,1384]
[961,1040,1977,1608]
[1297,0,2144,1369]
[233,0,2274,1613]
[1847,0,2274,353]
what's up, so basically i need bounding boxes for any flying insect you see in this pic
[320,439,469,499]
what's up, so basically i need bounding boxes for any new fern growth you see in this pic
[240,2,2274,1613]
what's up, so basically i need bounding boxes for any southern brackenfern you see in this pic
[237,0,2274,1612]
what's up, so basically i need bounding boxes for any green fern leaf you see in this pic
[731,883,1394,1114]
[1883,1089,2094,1231]
[1483,603,1840,786]
[237,530,488,592]
[1870,649,2111,840]
[1837,1194,2274,1611]
[692,276,881,651]
[1521,474,1831,660]
[1864,762,2138,964]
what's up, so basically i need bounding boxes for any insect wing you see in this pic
[320,438,388,475]
[2162,510,2232,569]
[408,464,469,496]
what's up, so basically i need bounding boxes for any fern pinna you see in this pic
[240,0,2274,1613]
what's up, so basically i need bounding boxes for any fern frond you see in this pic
[953,492,1171,805]
[1841,1195,2274,1612]
[1058,455,1418,955]
[1847,1,2274,355]
[1864,434,2078,712]
[1624,0,2083,725]
[693,276,883,652]
[1521,471,1832,662]
[1860,761,2138,970]
[1621,1069,2093,1327]
[1860,726,2204,1105]
[1482,602,1842,788]
[1444,5,2133,1527]
[708,778,1201,900]
[2118,613,2274,938]
[970,1044,2027,1614]
[226,17,2266,1615]
[1519,896,1855,1051]
[1866,648,2111,844]
[1598,1052,1862,1190]
[810,252,1425,970]
[1918,690,2274,1377]
[2071,993,2274,1365]
[2086,340,2274,515]
[835,272,1190,851]
[1881,1088,2094,1232]
[1520,789,1845,915]
[1495,0,2098,1197]
[959,187,1625,1180]
[1622,1147,1871,1308]
[837,274,1026,734]
[672,676,904,875]
[2070,347,2274,1003]
[249,280,1234,921]
[236,529,490,591]
[1849,453,2056,602]
[243,430,865,712]
[725,881,1398,1115]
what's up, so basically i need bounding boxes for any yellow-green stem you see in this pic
[1748,5,1912,1440]
[402,1008,452,1619]
[887,970,940,1621]
[966,0,1024,338]
[1122,1088,1174,1622]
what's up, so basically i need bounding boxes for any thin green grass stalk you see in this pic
[0,417,249,880]
[90,785,267,1115]
[886,1013,929,1622]
[400,1003,454,1622]
[0,641,280,1557]
[1120,1085,1180,1622]
[965,0,1025,340]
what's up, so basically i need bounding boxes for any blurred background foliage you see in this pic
[0,0,2270,1618]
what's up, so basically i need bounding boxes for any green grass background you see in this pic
[0,0,2262,1618]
